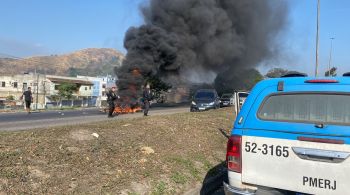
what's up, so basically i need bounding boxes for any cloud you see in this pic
[0,38,50,57]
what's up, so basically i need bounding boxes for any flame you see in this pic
[131,68,142,77]
[113,68,143,114]
[114,105,142,114]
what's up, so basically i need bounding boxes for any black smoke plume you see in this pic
[116,0,288,97]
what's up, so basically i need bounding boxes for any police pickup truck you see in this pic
[224,74,350,195]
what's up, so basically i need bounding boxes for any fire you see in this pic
[131,68,142,77]
[113,68,143,114]
[113,95,142,115]
[113,104,142,114]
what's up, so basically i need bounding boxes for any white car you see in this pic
[232,91,249,115]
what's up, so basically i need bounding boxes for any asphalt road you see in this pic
[0,107,189,131]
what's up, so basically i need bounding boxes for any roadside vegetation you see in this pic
[0,108,234,194]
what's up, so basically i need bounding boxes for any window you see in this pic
[195,92,215,99]
[258,93,350,125]
[221,94,232,98]
[13,82,18,88]
[89,86,91,90]
[1,82,5,87]
[102,84,106,89]
[85,87,87,91]
[23,83,27,90]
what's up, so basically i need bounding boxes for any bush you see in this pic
[6,95,14,101]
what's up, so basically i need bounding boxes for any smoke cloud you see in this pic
[116,0,288,96]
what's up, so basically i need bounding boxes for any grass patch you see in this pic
[0,150,22,158]
[127,192,139,195]
[171,172,187,184]
[151,181,167,195]
[194,154,213,172]
[0,108,234,194]
[0,168,17,179]
[168,156,200,180]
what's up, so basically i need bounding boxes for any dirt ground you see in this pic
[0,107,235,194]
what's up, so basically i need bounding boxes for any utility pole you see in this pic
[35,69,39,110]
[42,80,46,109]
[328,37,335,76]
[315,0,320,77]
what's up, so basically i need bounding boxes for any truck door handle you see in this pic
[292,147,350,163]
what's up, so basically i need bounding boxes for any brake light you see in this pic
[298,136,344,144]
[226,136,242,173]
[305,79,338,83]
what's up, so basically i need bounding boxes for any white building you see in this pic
[0,73,94,109]
[77,75,117,107]
[0,73,119,109]
[0,73,49,109]
[45,75,94,107]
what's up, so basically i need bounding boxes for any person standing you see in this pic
[143,84,152,116]
[21,87,33,114]
[106,87,118,118]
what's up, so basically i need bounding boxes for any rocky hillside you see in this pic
[0,48,124,76]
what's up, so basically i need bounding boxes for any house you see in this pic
[0,73,48,109]
[45,75,94,107]
[76,75,117,107]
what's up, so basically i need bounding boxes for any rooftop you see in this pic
[46,75,93,85]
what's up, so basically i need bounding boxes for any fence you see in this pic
[0,97,98,112]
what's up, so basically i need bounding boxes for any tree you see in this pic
[245,69,264,89]
[145,76,171,93]
[57,83,78,107]
[214,68,264,95]
[265,68,289,78]
[49,95,61,107]
[68,67,80,77]
[145,76,172,103]
[6,95,14,101]
[325,67,337,77]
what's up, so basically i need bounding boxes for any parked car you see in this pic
[220,93,234,107]
[233,91,249,115]
[224,74,350,195]
[190,89,220,112]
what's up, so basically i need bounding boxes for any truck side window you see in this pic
[258,93,350,125]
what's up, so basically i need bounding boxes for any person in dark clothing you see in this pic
[21,87,33,114]
[106,87,119,118]
[143,84,152,116]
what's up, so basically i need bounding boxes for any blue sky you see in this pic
[0,0,350,76]
[283,0,350,76]
[0,0,146,56]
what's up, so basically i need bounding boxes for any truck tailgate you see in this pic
[242,136,350,195]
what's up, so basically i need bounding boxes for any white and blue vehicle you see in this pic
[224,74,350,195]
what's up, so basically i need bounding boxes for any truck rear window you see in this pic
[258,93,350,125]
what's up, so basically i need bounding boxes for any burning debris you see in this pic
[116,0,288,98]
[113,103,142,114]
[113,68,143,114]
